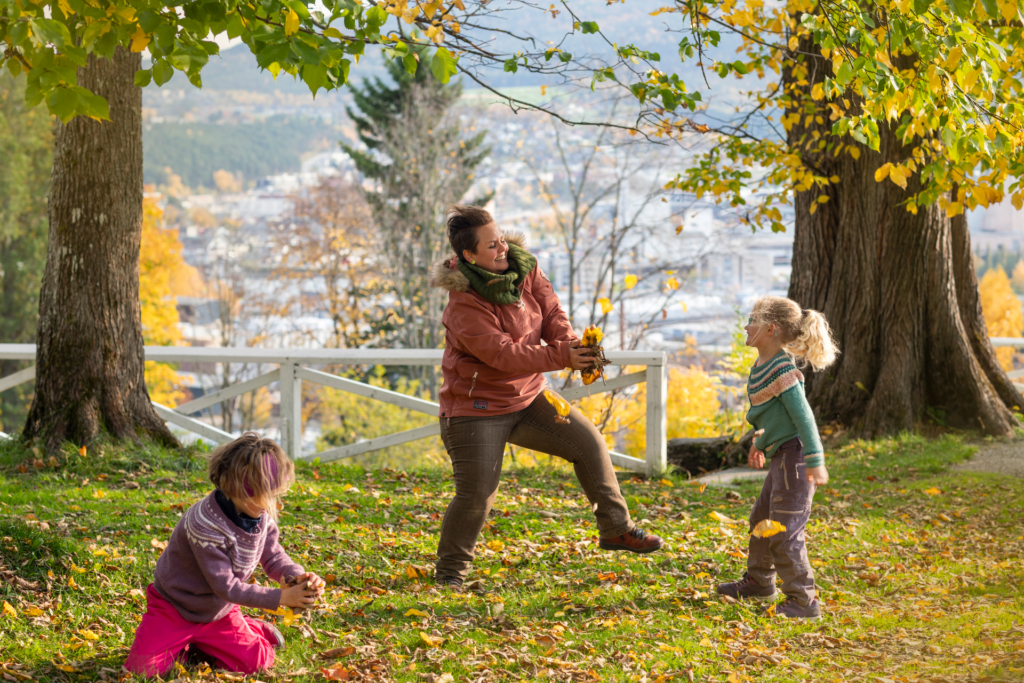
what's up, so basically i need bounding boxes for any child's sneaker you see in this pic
[775,597,821,620]
[716,572,778,601]
[262,622,286,648]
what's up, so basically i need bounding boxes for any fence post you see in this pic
[279,362,303,459]
[645,355,667,477]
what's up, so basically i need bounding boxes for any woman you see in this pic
[428,204,663,589]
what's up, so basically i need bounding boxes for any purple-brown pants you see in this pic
[747,438,818,605]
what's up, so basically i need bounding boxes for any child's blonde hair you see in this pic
[208,432,294,521]
[751,295,839,371]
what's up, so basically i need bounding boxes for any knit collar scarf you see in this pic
[457,243,537,306]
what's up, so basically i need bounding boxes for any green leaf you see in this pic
[503,58,518,74]
[836,61,853,85]
[430,46,458,83]
[365,5,386,27]
[944,0,972,16]
[46,87,79,123]
[293,40,320,65]
[71,86,110,120]
[402,53,418,75]
[974,0,999,17]
[138,9,161,33]
[732,61,749,75]
[338,58,351,86]
[913,0,933,12]
[154,24,176,50]
[257,42,291,69]
[580,21,600,34]
[134,69,153,87]
[302,63,327,96]
[152,60,174,86]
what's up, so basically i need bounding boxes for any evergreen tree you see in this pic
[0,74,52,433]
[342,57,489,391]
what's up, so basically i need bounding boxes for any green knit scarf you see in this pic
[458,243,537,306]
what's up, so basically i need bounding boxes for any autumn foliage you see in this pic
[139,196,199,406]
[979,266,1024,371]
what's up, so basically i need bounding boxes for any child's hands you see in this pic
[293,572,326,596]
[748,444,765,469]
[280,580,318,609]
[806,465,829,485]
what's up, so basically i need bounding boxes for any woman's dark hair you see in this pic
[446,204,494,260]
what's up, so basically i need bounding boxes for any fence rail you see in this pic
[0,344,668,476]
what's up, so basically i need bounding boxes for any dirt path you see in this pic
[956,440,1024,476]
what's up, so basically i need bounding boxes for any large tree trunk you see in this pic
[786,37,1022,437]
[24,48,177,449]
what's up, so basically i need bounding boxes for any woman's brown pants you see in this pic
[435,394,633,581]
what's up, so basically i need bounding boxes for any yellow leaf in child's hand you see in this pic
[420,631,444,647]
[923,487,942,496]
[2,601,17,618]
[404,608,429,617]
[751,519,787,538]
[486,539,505,552]
[79,629,99,640]
[709,511,740,525]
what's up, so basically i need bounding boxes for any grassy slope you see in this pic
[0,433,1022,682]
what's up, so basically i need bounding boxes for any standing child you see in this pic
[125,433,325,676]
[716,296,838,619]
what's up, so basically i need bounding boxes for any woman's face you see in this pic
[464,223,509,273]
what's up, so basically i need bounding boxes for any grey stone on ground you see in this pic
[956,441,1024,477]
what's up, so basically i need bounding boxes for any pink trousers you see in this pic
[124,584,276,677]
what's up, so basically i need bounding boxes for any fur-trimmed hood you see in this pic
[429,231,528,293]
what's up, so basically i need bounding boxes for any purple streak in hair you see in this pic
[243,452,280,498]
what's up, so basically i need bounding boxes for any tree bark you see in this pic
[786,37,1022,437]
[24,48,177,449]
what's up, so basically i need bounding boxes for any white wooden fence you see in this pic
[991,338,1024,391]
[0,345,668,476]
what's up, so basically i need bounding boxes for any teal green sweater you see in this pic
[745,351,824,468]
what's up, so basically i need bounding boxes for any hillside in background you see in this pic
[139,5,732,189]
[143,116,341,188]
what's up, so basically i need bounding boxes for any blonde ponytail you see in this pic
[788,309,838,371]
[750,295,839,371]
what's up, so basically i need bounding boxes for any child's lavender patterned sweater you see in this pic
[153,491,303,623]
